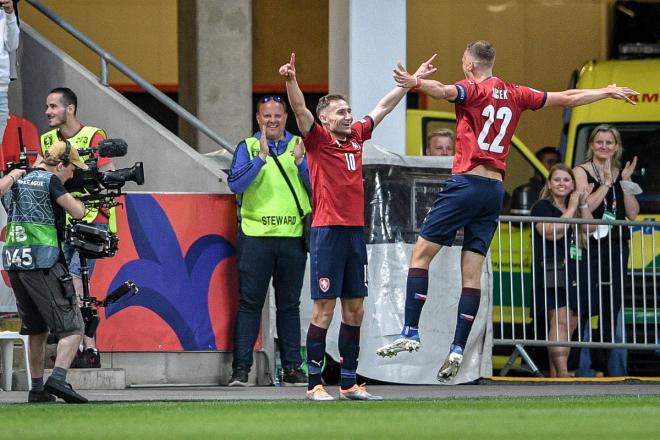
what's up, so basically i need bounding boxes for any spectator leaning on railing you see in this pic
[531,163,592,377]
[573,124,641,377]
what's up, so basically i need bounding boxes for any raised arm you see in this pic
[545,84,638,108]
[392,55,458,102]
[367,87,407,128]
[279,53,314,137]
[368,55,439,126]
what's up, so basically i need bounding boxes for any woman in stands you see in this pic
[574,125,639,376]
[531,163,592,377]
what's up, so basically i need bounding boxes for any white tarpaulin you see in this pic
[297,244,493,384]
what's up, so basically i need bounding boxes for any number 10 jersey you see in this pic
[303,116,374,227]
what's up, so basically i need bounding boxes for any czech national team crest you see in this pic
[319,277,330,292]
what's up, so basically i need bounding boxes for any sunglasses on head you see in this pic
[261,95,283,103]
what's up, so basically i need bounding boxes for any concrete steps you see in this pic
[1,343,126,391]
[1,338,270,389]
[10,367,126,391]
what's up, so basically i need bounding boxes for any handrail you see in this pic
[24,0,235,153]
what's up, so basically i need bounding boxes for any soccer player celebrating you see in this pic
[279,53,435,400]
[376,40,638,383]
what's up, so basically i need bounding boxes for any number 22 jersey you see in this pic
[452,77,547,178]
[303,116,374,227]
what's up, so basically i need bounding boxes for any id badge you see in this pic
[569,243,582,261]
[592,210,615,240]
[602,210,616,221]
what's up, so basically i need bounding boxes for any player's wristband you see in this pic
[411,76,421,91]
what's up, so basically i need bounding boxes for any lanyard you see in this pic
[591,162,617,213]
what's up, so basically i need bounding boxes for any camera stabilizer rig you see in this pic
[61,138,144,337]
[65,220,139,338]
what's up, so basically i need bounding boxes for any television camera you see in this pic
[66,138,145,195]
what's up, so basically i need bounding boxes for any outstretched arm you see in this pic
[545,84,638,108]
[279,53,315,137]
[368,55,439,126]
[392,55,458,102]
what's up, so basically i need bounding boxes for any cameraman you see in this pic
[37,87,114,368]
[1,141,88,403]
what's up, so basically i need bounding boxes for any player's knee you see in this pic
[312,301,335,327]
[410,239,439,268]
[341,305,364,326]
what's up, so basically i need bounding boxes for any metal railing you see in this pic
[25,0,235,153]
[493,215,660,375]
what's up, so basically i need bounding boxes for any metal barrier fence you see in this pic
[493,215,659,376]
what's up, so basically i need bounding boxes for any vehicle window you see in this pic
[501,144,540,213]
[574,123,660,213]
[503,145,538,194]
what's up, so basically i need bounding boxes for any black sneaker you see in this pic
[27,389,56,403]
[228,366,250,387]
[44,377,88,404]
[282,367,308,386]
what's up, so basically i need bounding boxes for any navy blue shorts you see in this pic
[310,226,368,299]
[420,174,504,256]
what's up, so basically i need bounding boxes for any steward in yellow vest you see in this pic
[40,126,117,233]
[227,95,312,386]
[237,135,311,237]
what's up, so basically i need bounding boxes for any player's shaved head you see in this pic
[466,40,496,69]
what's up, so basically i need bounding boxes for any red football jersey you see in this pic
[452,77,547,177]
[303,117,374,227]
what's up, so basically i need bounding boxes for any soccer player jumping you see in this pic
[280,53,436,400]
[376,40,638,383]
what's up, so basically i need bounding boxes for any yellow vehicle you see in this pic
[561,57,660,281]
[562,58,660,370]
[562,57,660,226]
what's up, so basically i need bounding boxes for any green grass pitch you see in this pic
[1,395,658,439]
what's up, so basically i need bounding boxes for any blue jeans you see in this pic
[232,231,307,370]
[578,311,628,376]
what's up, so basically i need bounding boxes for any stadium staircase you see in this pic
[0,2,277,390]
